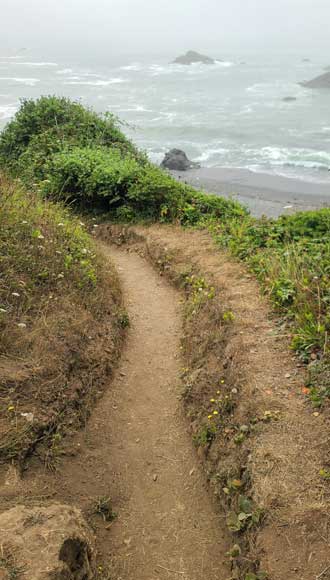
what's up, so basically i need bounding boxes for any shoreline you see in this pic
[171,167,330,217]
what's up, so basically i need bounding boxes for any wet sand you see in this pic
[171,167,330,217]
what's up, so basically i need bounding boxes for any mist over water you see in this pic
[1,49,330,184]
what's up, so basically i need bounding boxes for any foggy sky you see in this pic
[1,0,330,60]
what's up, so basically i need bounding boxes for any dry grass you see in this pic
[0,175,125,465]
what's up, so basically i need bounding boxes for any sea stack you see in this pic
[301,71,330,89]
[172,50,215,65]
[161,149,200,171]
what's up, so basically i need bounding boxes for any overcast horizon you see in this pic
[1,0,330,61]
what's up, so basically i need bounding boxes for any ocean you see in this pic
[1,51,330,184]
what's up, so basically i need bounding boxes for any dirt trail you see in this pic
[99,245,230,578]
[0,243,230,578]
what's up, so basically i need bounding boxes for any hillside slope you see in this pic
[0,175,125,466]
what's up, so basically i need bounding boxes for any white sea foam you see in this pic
[120,105,152,112]
[215,60,234,67]
[248,146,330,172]
[16,61,58,67]
[0,77,40,86]
[0,56,22,60]
[64,78,127,86]
[120,63,142,72]
[57,68,74,75]
[196,148,230,164]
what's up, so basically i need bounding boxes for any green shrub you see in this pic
[38,140,247,220]
[0,95,138,173]
[41,146,142,208]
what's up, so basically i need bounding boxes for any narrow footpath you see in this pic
[98,244,230,579]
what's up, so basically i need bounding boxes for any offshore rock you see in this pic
[161,149,200,171]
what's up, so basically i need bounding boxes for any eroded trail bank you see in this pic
[100,245,230,578]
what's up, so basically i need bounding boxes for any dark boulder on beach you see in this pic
[161,149,200,171]
[282,96,297,102]
[172,50,215,65]
[301,72,330,89]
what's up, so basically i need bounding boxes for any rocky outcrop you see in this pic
[0,504,95,579]
[301,72,330,89]
[161,149,200,171]
[173,50,215,65]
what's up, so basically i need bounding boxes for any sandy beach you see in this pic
[172,167,330,217]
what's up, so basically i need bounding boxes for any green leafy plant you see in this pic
[226,496,263,533]
[193,423,217,447]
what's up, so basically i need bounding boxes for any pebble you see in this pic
[153,474,158,482]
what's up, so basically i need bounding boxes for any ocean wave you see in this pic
[120,63,142,72]
[64,78,127,86]
[195,148,230,163]
[0,56,22,60]
[57,68,74,75]
[242,146,330,174]
[15,61,58,67]
[261,146,330,164]
[0,77,39,86]
[214,60,234,67]
[149,64,175,76]
[120,105,153,112]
